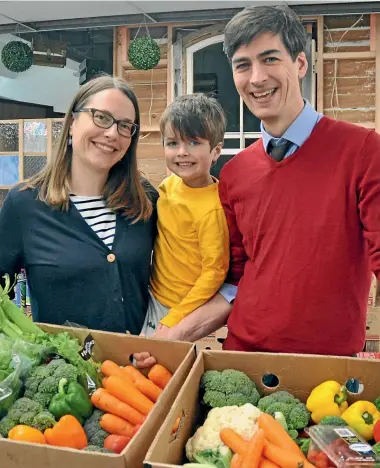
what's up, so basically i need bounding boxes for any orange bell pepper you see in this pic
[8,425,46,445]
[44,415,87,450]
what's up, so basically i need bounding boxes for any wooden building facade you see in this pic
[114,11,380,186]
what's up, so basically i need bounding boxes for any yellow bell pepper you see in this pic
[341,401,380,440]
[306,380,348,423]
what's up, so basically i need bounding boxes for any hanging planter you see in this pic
[1,40,34,73]
[128,36,160,71]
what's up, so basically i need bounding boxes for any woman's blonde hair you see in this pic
[24,75,153,222]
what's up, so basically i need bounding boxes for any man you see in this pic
[135,5,380,367]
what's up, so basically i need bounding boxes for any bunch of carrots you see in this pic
[91,360,173,448]
[220,413,314,468]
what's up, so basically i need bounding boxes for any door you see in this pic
[186,35,261,178]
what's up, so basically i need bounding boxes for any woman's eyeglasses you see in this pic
[74,108,138,138]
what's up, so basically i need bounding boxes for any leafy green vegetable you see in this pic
[193,446,233,468]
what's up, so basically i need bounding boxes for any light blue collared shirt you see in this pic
[219,100,323,303]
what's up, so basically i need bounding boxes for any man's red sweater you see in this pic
[219,117,380,356]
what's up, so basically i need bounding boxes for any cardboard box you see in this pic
[0,323,196,468]
[368,274,380,307]
[145,350,380,467]
[195,326,227,351]
[365,306,380,352]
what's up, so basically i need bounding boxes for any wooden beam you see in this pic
[356,121,375,129]
[122,59,168,70]
[323,51,376,60]
[47,119,52,163]
[19,120,24,181]
[116,27,130,78]
[375,14,380,133]
[113,28,117,76]
[370,14,376,52]
[140,125,160,132]
[317,16,324,113]
[166,25,173,105]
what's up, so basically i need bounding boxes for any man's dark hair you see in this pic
[159,93,226,148]
[224,5,307,61]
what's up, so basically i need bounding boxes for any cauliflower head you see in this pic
[185,403,261,462]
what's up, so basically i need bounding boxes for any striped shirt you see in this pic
[70,195,116,249]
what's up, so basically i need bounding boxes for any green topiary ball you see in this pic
[128,36,160,71]
[1,41,33,73]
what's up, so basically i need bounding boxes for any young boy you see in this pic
[140,93,230,338]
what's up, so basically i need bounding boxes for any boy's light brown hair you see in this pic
[160,93,226,148]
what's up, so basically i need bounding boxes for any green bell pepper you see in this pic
[49,378,93,424]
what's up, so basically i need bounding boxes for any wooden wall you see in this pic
[114,26,172,187]
[317,13,380,130]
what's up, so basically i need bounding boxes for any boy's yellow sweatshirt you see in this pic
[150,174,229,327]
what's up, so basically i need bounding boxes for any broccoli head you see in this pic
[24,376,42,394]
[90,429,109,447]
[257,395,276,412]
[287,403,310,430]
[19,411,37,426]
[319,416,347,427]
[374,396,380,412]
[257,391,297,412]
[271,391,297,404]
[31,411,56,432]
[193,446,233,468]
[32,392,55,409]
[29,365,55,380]
[258,392,310,431]
[52,363,78,383]
[84,409,109,447]
[266,402,295,419]
[83,445,113,454]
[7,398,43,423]
[203,390,227,408]
[23,366,53,395]
[46,359,67,371]
[0,416,17,437]
[38,376,59,394]
[201,370,260,408]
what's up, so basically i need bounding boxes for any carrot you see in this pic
[263,441,314,468]
[103,375,154,416]
[220,428,248,455]
[122,365,149,383]
[148,364,173,389]
[171,416,181,434]
[231,453,242,468]
[258,413,305,457]
[135,378,163,402]
[241,428,265,468]
[91,388,145,426]
[100,413,135,438]
[101,360,134,384]
[259,457,281,468]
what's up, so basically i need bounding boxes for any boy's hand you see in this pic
[133,351,157,369]
[133,325,171,369]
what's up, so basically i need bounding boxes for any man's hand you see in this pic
[151,323,171,339]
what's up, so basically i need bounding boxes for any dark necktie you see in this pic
[267,139,292,162]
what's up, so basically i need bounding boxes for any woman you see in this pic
[0,75,158,334]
